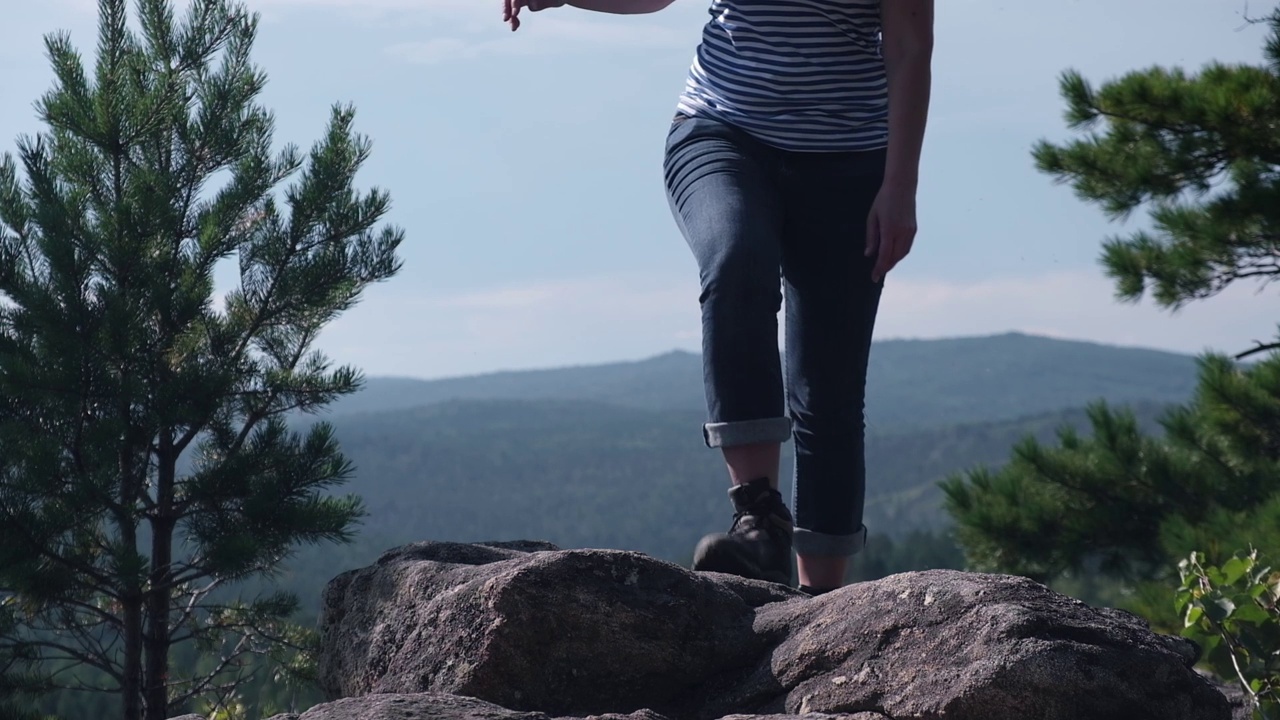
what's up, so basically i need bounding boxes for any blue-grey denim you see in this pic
[662,113,885,557]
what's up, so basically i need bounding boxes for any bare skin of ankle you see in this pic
[722,442,847,590]
[797,554,847,589]
[722,441,782,488]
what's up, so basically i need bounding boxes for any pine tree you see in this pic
[941,9,1280,612]
[1032,8,1280,350]
[0,608,47,720]
[0,1,403,718]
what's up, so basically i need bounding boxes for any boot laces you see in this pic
[730,497,789,540]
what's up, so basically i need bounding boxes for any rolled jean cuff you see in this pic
[793,524,868,557]
[703,416,792,448]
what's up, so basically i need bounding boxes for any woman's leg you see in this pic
[664,116,789,453]
[780,148,887,591]
[664,115,790,462]
[663,115,795,583]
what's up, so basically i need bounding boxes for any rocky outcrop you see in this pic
[306,540,1231,720]
[258,694,883,720]
[318,540,793,714]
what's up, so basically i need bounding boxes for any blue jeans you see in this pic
[663,114,885,557]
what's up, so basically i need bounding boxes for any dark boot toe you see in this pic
[692,532,760,578]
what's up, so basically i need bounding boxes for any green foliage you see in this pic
[0,0,402,718]
[33,636,323,720]
[944,10,1280,658]
[942,349,1280,602]
[1032,9,1280,319]
[1176,549,1280,718]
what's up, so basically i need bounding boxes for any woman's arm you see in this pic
[881,0,934,188]
[866,0,934,283]
[506,0,674,30]
[568,0,676,13]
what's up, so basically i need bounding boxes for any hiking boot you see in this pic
[691,477,794,585]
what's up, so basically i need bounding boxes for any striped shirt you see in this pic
[675,0,889,153]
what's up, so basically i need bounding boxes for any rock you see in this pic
[717,716,886,720]
[570,713,672,720]
[697,570,1226,720]
[319,541,1232,720]
[1197,670,1258,720]
[320,540,800,715]
[264,715,302,720]
[286,693,882,720]
[295,693,547,719]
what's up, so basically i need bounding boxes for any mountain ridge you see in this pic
[322,332,1202,431]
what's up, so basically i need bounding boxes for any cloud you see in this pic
[876,270,1273,359]
[525,15,690,47]
[384,16,690,65]
[316,272,699,377]
[255,0,464,7]
[312,268,1276,380]
[434,284,573,310]
[42,0,94,12]
[385,38,481,65]
[28,0,692,64]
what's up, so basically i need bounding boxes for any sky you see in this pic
[0,0,1275,379]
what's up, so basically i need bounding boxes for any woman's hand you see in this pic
[505,0,568,30]
[865,179,917,284]
[870,0,932,283]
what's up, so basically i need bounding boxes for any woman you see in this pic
[505,0,933,595]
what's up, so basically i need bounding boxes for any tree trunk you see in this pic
[143,517,174,720]
[143,439,178,720]
[119,394,146,720]
[121,545,144,720]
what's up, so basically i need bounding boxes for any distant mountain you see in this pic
[271,395,1176,613]
[265,333,1204,613]
[863,333,1198,429]
[325,349,706,416]
[323,333,1200,431]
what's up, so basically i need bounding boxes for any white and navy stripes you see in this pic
[675,0,889,153]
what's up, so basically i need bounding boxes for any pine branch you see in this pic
[166,564,216,589]
[166,631,253,708]
[1228,266,1280,282]
[23,615,111,664]
[166,577,224,634]
[49,675,120,694]
[229,323,317,449]
[187,672,259,720]
[52,614,116,674]
[1237,341,1280,360]
[180,578,223,613]
[0,509,119,595]
[1238,2,1276,27]
[23,640,122,684]
[43,595,120,632]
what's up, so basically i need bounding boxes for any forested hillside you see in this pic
[269,393,1175,615]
